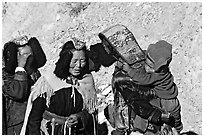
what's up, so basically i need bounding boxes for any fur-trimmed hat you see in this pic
[98,24,145,68]
[3,37,47,74]
[146,40,172,71]
[28,37,47,68]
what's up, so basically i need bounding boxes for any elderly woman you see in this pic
[2,36,47,134]
[100,25,176,135]
[20,38,115,135]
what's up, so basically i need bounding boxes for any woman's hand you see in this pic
[66,114,79,127]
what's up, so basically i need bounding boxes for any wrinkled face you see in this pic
[145,57,155,73]
[69,50,86,77]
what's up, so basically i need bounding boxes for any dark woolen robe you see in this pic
[2,68,37,135]
[127,67,178,99]
[26,87,93,135]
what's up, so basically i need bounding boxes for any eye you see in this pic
[71,59,77,63]
[80,59,86,63]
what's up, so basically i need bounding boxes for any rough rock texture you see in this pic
[2,2,202,134]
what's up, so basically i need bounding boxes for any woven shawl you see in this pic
[20,67,97,134]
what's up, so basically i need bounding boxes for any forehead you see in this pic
[18,45,32,53]
[72,50,86,59]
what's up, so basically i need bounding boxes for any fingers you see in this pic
[65,115,78,127]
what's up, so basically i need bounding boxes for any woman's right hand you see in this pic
[66,114,79,127]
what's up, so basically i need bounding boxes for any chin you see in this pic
[72,72,80,77]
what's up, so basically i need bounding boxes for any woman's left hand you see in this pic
[66,114,79,127]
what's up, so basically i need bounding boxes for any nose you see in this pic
[75,60,81,68]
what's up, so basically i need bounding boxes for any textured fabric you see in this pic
[2,69,40,135]
[98,24,145,68]
[3,70,32,102]
[21,67,97,135]
[14,71,27,81]
[5,99,27,135]
[133,115,148,133]
[25,84,93,135]
[120,87,162,124]
[2,96,7,135]
[88,43,116,70]
[160,98,183,132]
[146,40,172,71]
[128,67,178,99]
[107,70,164,134]
[150,97,183,133]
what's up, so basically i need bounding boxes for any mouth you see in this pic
[74,69,81,73]
[69,67,82,76]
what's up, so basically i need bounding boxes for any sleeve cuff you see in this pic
[15,67,26,73]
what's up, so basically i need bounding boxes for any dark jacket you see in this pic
[26,87,93,135]
[3,70,34,102]
[127,67,178,99]
[2,68,40,135]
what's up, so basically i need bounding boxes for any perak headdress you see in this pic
[98,24,145,68]
[12,35,29,45]
[71,37,86,50]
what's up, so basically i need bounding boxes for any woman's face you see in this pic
[18,45,33,56]
[69,50,86,77]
